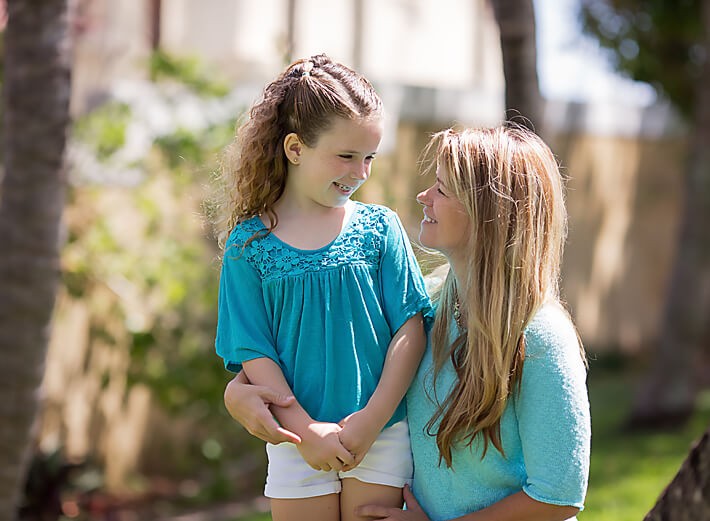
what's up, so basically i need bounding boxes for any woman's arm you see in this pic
[338,313,426,466]
[223,370,301,444]
[453,491,579,521]
[356,486,579,521]
[464,491,579,521]
[243,358,355,471]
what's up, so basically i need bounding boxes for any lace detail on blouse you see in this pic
[226,204,389,282]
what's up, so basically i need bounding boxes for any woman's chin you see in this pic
[418,229,435,249]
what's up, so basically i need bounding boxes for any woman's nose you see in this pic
[417,187,431,205]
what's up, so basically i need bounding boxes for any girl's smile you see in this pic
[333,181,357,195]
[284,116,384,211]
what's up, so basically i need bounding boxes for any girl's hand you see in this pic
[337,409,382,470]
[224,373,301,445]
[297,421,356,472]
[356,485,430,520]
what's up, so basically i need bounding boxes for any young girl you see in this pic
[214,54,432,521]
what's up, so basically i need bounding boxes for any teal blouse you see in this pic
[216,202,433,427]
[406,304,591,521]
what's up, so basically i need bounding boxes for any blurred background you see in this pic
[2,0,709,520]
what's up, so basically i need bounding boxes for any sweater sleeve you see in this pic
[516,305,591,509]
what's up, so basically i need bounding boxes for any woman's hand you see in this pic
[356,485,430,520]
[297,421,356,472]
[337,409,382,470]
[223,372,301,444]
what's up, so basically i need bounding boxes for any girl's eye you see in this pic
[339,154,353,160]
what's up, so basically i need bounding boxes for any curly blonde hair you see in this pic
[422,125,585,467]
[214,54,383,249]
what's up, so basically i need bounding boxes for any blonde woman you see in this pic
[225,125,591,521]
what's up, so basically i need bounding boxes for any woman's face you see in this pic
[416,163,470,258]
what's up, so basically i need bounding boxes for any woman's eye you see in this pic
[437,187,447,196]
[339,154,353,160]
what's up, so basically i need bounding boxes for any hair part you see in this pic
[422,125,585,467]
[214,54,383,250]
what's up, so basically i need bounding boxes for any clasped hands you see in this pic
[223,375,381,471]
[297,409,381,472]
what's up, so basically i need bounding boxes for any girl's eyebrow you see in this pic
[341,149,378,155]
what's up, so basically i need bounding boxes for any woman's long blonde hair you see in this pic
[423,125,583,467]
[214,54,383,248]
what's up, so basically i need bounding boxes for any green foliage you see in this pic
[154,121,236,173]
[149,49,230,97]
[580,0,703,117]
[61,51,261,499]
[73,102,131,160]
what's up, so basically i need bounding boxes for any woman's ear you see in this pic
[284,133,303,165]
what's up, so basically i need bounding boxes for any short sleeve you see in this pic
[516,306,591,509]
[214,242,279,373]
[378,210,434,333]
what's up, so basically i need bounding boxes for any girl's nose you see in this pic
[350,163,369,181]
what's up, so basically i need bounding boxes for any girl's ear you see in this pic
[284,133,303,165]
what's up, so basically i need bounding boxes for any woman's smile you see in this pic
[422,211,437,224]
[417,168,469,255]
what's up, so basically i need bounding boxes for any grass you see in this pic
[579,366,710,521]
[229,366,710,521]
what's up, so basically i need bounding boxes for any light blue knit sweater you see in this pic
[406,303,591,521]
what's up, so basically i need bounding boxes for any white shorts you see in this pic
[264,420,413,499]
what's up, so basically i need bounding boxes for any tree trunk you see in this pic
[0,0,71,517]
[643,426,710,520]
[629,0,710,430]
[490,0,543,133]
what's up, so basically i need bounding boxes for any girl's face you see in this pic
[287,116,383,209]
[416,163,471,258]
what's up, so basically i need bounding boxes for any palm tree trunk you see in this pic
[629,0,710,429]
[490,0,543,133]
[643,426,710,520]
[0,0,71,516]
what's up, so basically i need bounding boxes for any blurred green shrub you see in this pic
[149,50,230,98]
[59,51,261,502]
[73,103,131,160]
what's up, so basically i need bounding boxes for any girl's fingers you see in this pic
[275,426,302,444]
[338,447,356,466]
